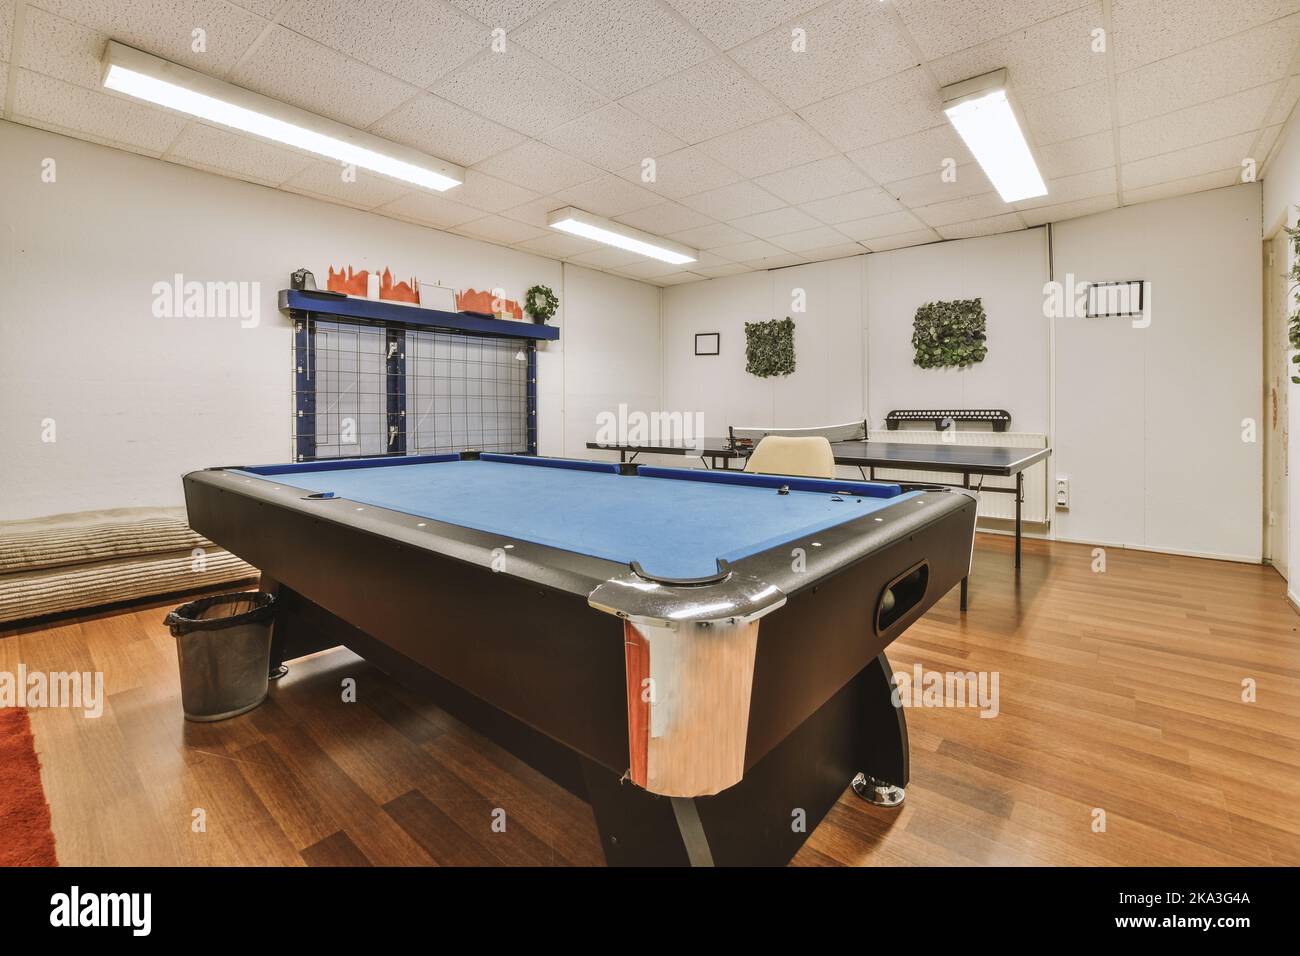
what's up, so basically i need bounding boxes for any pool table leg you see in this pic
[259,573,290,680]
[851,651,909,807]
[669,797,715,866]
[582,652,909,866]
[260,581,343,680]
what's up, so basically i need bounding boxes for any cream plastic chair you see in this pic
[743,436,836,479]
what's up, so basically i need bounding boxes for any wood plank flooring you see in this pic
[3,533,1297,866]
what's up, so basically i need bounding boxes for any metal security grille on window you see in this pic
[406,330,528,455]
[293,319,529,460]
[309,321,388,459]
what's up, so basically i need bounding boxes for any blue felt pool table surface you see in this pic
[238,455,917,580]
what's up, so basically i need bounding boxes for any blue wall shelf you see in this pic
[278,288,560,341]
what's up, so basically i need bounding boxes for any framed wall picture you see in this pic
[695,332,720,356]
[1085,280,1145,318]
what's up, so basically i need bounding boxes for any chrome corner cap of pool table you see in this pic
[183,452,978,865]
[586,567,786,626]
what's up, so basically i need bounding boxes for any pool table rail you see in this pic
[189,461,971,631]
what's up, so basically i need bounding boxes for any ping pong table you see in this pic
[586,438,1051,610]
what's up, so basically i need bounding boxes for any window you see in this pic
[292,318,534,462]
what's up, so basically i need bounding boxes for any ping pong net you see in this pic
[727,419,868,451]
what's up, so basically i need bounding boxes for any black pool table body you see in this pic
[183,452,978,866]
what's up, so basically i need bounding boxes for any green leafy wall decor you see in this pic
[1287,221,1300,383]
[745,317,796,378]
[912,298,988,369]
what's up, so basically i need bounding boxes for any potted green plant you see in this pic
[525,284,559,324]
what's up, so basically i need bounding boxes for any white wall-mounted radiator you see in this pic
[860,429,1050,525]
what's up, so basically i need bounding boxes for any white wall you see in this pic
[0,120,661,520]
[557,263,661,458]
[659,187,1263,563]
[661,257,866,439]
[865,228,1050,434]
[1052,183,1263,562]
[661,231,1051,446]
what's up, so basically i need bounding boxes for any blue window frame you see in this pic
[285,300,542,462]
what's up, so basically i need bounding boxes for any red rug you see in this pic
[0,708,58,866]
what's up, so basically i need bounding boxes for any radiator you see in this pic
[859,429,1050,525]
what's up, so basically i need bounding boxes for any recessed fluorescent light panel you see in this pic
[100,41,464,192]
[547,207,698,265]
[941,69,1047,203]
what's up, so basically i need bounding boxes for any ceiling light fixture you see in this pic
[547,207,698,265]
[100,41,464,192]
[940,69,1046,203]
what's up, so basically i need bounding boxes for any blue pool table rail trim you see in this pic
[635,464,901,498]
[242,453,463,476]
[236,451,904,499]
[479,453,619,474]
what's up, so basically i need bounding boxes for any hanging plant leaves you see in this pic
[524,284,559,322]
[745,316,796,378]
[1287,222,1300,382]
[912,298,988,369]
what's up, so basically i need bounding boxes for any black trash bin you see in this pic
[165,591,277,722]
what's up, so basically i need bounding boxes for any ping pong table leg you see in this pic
[1015,471,1023,569]
[960,576,968,612]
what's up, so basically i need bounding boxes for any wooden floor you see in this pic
[3,533,1298,866]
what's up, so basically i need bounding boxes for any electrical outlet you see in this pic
[1055,477,1069,510]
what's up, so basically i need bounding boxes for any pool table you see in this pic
[183,452,977,866]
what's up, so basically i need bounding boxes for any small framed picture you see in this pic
[695,332,720,356]
[417,280,457,312]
